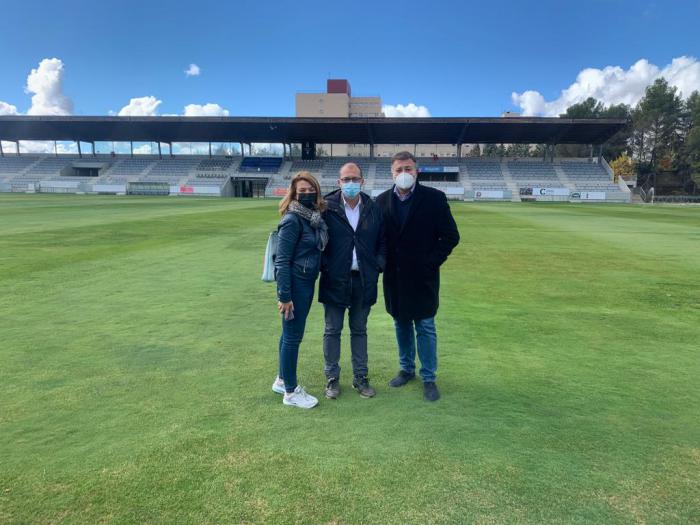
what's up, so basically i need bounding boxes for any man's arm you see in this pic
[427,192,460,270]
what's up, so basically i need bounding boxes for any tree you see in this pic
[483,143,499,157]
[530,144,546,158]
[468,144,481,157]
[506,143,531,157]
[556,97,604,157]
[556,97,631,159]
[600,103,632,160]
[631,78,684,171]
[681,91,700,192]
[561,97,605,118]
[610,154,636,182]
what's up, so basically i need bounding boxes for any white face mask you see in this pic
[395,172,415,190]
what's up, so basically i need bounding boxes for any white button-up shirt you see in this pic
[342,194,361,271]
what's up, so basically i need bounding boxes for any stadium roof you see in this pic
[0,116,627,145]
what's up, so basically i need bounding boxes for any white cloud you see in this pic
[382,103,431,118]
[183,103,229,116]
[118,96,162,116]
[0,101,19,115]
[132,144,153,154]
[512,56,700,116]
[185,64,201,77]
[172,143,212,155]
[1,141,19,153]
[251,143,283,155]
[25,58,73,115]
[14,140,76,154]
[23,142,54,153]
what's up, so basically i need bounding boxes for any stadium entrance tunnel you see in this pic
[225,177,267,198]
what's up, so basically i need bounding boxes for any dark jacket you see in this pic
[275,211,322,303]
[375,182,460,321]
[319,190,387,308]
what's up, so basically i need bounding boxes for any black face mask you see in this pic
[297,193,317,209]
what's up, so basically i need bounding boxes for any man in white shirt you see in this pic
[319,163,387,399]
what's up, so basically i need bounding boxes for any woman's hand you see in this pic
[278,300,295,320]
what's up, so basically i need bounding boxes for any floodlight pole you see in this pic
[15,141,20,155]
[208,142,212,157]
[54,141,58,156]
[130,141,133,157]
[0,140,4,157]
[77,140,82,158]
[240,142,245,158]
[157,142,162,159]
[91,141,95,157]
[168,142,173,157]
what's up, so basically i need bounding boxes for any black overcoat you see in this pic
[375,182,460,321]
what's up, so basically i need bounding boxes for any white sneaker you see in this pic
[282,386,318,409]
[272,376,286,395]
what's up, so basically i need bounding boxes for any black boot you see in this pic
[388,370,415,387]
[423,381,440,402]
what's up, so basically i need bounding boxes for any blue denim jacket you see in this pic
[275,212,321,303]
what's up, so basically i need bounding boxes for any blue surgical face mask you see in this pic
[341,181,361,199]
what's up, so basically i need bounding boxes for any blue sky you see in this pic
[0,0,699,118]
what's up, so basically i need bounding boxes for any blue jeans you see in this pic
[393,317,437,382]
[278,274,317,393]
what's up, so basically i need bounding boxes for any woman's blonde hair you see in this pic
[278,171,326,215]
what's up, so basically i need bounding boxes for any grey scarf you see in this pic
[288,200,329,252]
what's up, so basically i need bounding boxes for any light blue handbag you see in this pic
[261,231,278,282]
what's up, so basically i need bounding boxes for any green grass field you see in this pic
[1,194,699,524]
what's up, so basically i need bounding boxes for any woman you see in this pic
[271,172,328,408]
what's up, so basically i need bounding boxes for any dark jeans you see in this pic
[393,317,437,382]
[323,272,371,380]
[278,274,317,393]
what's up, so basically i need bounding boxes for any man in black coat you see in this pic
[375,151,460,401]
[319,162,387,399]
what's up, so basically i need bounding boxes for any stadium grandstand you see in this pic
[0,115,629,202]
